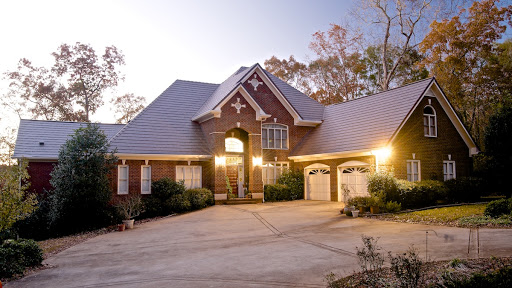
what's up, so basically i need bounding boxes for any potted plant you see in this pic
[116,195,145,229]
[341,185,354,214]
[352,209,359,217]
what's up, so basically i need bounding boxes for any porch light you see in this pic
[252,157,262,167]
[371,147,392,170]
[215,156,226,166]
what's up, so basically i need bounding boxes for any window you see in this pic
[262,162,289,184]
[423,105,437,137]
[176,166,202,189]
[443,161,456,181]
[141,165,151,194]
[118,165,129,194]
[406,160,420,182]
[262,124,288,149]
[225,137,243,153]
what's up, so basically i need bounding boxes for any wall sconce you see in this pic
[371,147,392,170]
[215,156,226,166]
[252,156,262,167]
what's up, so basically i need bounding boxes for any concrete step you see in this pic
[216,198,262,205]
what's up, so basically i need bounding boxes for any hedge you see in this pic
[0,239,43,278]
[264,184,292,202]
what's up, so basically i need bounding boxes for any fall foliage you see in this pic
[110,93,146,124]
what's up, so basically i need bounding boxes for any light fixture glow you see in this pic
[252,156,262,167]
[215,156,226,166]
[371,147,392,159]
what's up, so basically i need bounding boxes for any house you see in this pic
[13,64,479,202]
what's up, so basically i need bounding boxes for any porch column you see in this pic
[248,133,264,199]
[213,133,227,200]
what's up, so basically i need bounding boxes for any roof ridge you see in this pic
[175,79,219,86]
[326,77,434,108]
[19,118,123,125]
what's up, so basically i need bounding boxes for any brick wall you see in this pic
[27,161,56,195]
[390,96,471,181]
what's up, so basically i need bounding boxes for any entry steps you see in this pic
[216,198,262,205]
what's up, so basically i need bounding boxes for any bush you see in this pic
[347,196,372,208]
[264,184,291,202]
[398,180,447,209]
[367,170,400,203]
[445,177,486,203]
[0,238,43,278]
[384,201,402,213]
[143,178,187,217]
[442,266,512,287]
[484,199,512,218]
[13,191,53,240]
[277,169,304,200]
[184,188,214,210]
[389,247,423,288]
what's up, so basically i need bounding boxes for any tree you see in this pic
[264,55,312,95]
[0,128,17,165]
[0,160,37,232]
[49,124,118,235]
[110,93,146,124]
[420,0,512,145]
[3,43,125,122]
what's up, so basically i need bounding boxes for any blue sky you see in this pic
[0,0,352,124]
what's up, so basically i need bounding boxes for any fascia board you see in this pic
[214,85,271,121]
[116,154,212,161]
[289,149,373,162]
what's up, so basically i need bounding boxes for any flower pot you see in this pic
[117,224,125,231]
[359,206,367,214]
[343,206,355,214]
[352,210,359,218]
[122,219,134,229]
[370,206,380,214]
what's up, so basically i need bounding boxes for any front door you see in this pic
[226,156,244,198]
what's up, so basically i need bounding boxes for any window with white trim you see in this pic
[406,160,421,182]
[443,161,456,181]
[262,124,288,149]
[262,162,289,185]
[141,165,151,194]
[176,166,202,189]
[423,105,437,137]
[118,165,129,194]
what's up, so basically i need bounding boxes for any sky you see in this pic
[0,0,353,125]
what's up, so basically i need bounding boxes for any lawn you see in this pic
[377,204,512,228]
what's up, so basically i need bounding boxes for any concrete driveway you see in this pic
[8,201,512,288]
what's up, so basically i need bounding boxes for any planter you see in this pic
[122,219,134,229]
[370,206,380,214]
[352,210,359,218]
[117,224,125,231]
[343,206,355,214]
[359,206,367,214]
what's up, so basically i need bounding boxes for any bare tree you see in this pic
[110,93,146,124]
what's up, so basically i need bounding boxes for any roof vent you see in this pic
[39,141,44,146]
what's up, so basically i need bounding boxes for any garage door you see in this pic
[306,168,331,200]
[340,167,370,201]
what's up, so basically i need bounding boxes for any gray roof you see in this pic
[109,80,218,155]
[13,120,124,159]
[291,78,434,157]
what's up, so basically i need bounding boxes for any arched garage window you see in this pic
[262,124,288,149]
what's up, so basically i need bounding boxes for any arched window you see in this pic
[262,124,288,149]
[225,137,243,153]
[423,105,437,137]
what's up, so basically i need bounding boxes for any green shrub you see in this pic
[14,191,53,240]
[347,196,372,208]
[277,169,304,200]
[264,184,291,201]
[398,180,447,209]
[0,238,43,278]
[444,177,485,203]
[384,201,402,213]
[442,266,512,287]
[484,199,511,218]
[389,246,423,288]
[184,188,214,210]
[367,170,400,203]
[143,178,187,217]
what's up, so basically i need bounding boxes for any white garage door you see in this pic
[340,167,370,201]
[306,168,331,201]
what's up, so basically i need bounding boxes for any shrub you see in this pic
[444,177,485,203]
[484,199,511,218]
[143,178,187,217]
[356,235,384,287]
[367,170,400,203]
[347,196,372,208]
[264,184,291,202]
[49,124,117,235]
[398,180,447,209]
[385,201,402,213]
[13,190,53,240]
[184,188,214,210]
[277,169,304,200]
[0,238,43,278]
[115,195,144,220]
[389,246,423,288]
[441,266,512,287]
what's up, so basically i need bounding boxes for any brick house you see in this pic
[13,64,478,202]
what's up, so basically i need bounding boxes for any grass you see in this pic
[378,204,512,228]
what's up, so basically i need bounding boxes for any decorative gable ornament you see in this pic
[231,98,246,113]
[247,74,263,91]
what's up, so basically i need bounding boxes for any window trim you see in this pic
[262,162,289,185]
[262,123,289,150]
[225,137,244,153]
[176,165,202,189]
[443,160,456,181]
[117,165,129,195]
[406,160,421,182]
[141,165,151,194]
[423,105,437,137]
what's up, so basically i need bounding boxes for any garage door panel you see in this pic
[306,169,331,201]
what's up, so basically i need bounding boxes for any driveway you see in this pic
[8,201,512,287]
